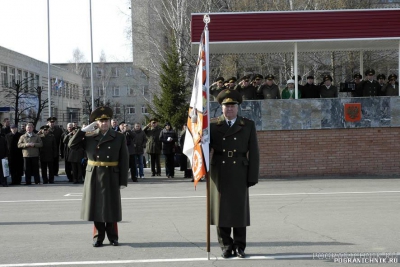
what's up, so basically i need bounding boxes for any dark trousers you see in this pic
[149,153,161,175]
[24,157,40,184]
[129,154,137,181]
[71,162,83,183]
[93,222,118,243]
[9,156,23,184]
[217,226,247,251]
[164,153,175,177]
[64,159,73,181]
[40,161,54,183]
[53,157,59,175]
[0,158,6,186]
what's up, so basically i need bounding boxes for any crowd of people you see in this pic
[0,116,193,187]
[210,69,399,100]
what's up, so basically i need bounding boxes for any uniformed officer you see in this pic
[352,73,363,97]
[47,117,63,176]
[319,75,338,98]
[69,107,129,247]
[377,74,387,96]
[360,68,380,96]
[210,89,259,258]
[210,77,225,101]
[258,74,281,99]
[38,125,57,184]
[235,74,257,100]
[382,74,399,96]
[224,77,237,89]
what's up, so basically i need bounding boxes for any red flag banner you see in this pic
[183,29,210,187]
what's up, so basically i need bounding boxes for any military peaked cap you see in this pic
[265,74,275,80]
[47,116,57,122]
[388,74,398,80]
[215,77,224,83]
[323,75,333,82]
[89,106,113,123]
[377,74,386,80]
[216,89,243,105]
[354,73,362,79]
[365,68,375,76]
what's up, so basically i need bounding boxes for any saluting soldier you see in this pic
[69,107,129,247]
[224,77,237,90]
[210,89,259,259]
[47,117,64,176]
[235,75,257,100]
[209,77,225,101]
[360,69,380,96]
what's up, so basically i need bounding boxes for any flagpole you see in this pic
[204,15,211,260]
[89,0,95,110]
[47,0,51,117]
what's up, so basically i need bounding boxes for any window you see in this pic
[127,106,135,114]
[142,85,149,95]
[84,68,91,78]
[96,67,103,77]
[113,86,120,96]
[115,106,121,114]
[9,68,15,86]
[84,87,91,97]
[65,83,70,98]
[17,69,22,83]
[29,73,34,89]
[1,66,7,87]
[126,67,133,76]
[35,75,40,88]
[127,86,135,96]
[111,67,118,77]
[23,71,28,89]
[97,87,103,96]
[141,105,148,114]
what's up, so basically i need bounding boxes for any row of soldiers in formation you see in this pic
[209,69,399,100]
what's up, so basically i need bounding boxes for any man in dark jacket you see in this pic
[121,123,137,182]
[257,74,281,99]
[210,89,259,259]
[143,118,162,176]
[65,127,85,184]
[0,135,8,187]
[302,75,320,98]
[5,124,23,185]
[61,123,74,182]
[132,123,147,179]
[47,117,64,176]
[69,106,129,247]
[38,125,57,184]
[159,122,178,178]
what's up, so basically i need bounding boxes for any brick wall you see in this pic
[258,127,400,178]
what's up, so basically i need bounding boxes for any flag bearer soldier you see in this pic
[38,125,57,184]
[47,117,63,176]
[210,89,260,258]
[69,107,129,247]
[5,124,23,185]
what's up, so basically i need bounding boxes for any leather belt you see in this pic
[88,160,118,167]
[213,151,247,158]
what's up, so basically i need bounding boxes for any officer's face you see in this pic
[222,104,238,120]
[98,119,110,132]
[266,79,273,86]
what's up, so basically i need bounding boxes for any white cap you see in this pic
[287,79,295,84]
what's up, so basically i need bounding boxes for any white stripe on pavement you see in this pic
[0,254,315,266]
[1,190,400,203]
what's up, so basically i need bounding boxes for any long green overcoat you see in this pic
[210,115,259,227]
[69,129,129,222]
[143,125,162,154]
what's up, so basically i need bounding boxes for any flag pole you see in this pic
[204,15,211,260]
[47,0,51,117]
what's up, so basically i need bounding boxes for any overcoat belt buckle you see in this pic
[227,151,233,157]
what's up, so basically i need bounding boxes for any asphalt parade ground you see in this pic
[1,169,400,267]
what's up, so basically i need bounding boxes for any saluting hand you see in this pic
[81,121,97,132]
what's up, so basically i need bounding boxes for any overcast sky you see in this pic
[0,0,132,63]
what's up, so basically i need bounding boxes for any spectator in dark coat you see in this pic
[121,123,137,182]
[61,123,75,182]
[132,123,147,179]
[159,122,178,178]
[0,135,8,186]
[179,125,192,179]
[143,118,162,176]
[66,128,85,184]
[47,117,64,176]
[5,124,23,185]
[1,118,11,136]
[38,125,57,184]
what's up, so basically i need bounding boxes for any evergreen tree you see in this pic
[147,37,189,129]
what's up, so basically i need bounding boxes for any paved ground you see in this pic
[1,166,400,266]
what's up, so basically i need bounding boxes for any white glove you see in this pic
[81,121,97,132]
[167,137,172,141]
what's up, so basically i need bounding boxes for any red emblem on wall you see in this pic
[344,103,361,122]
